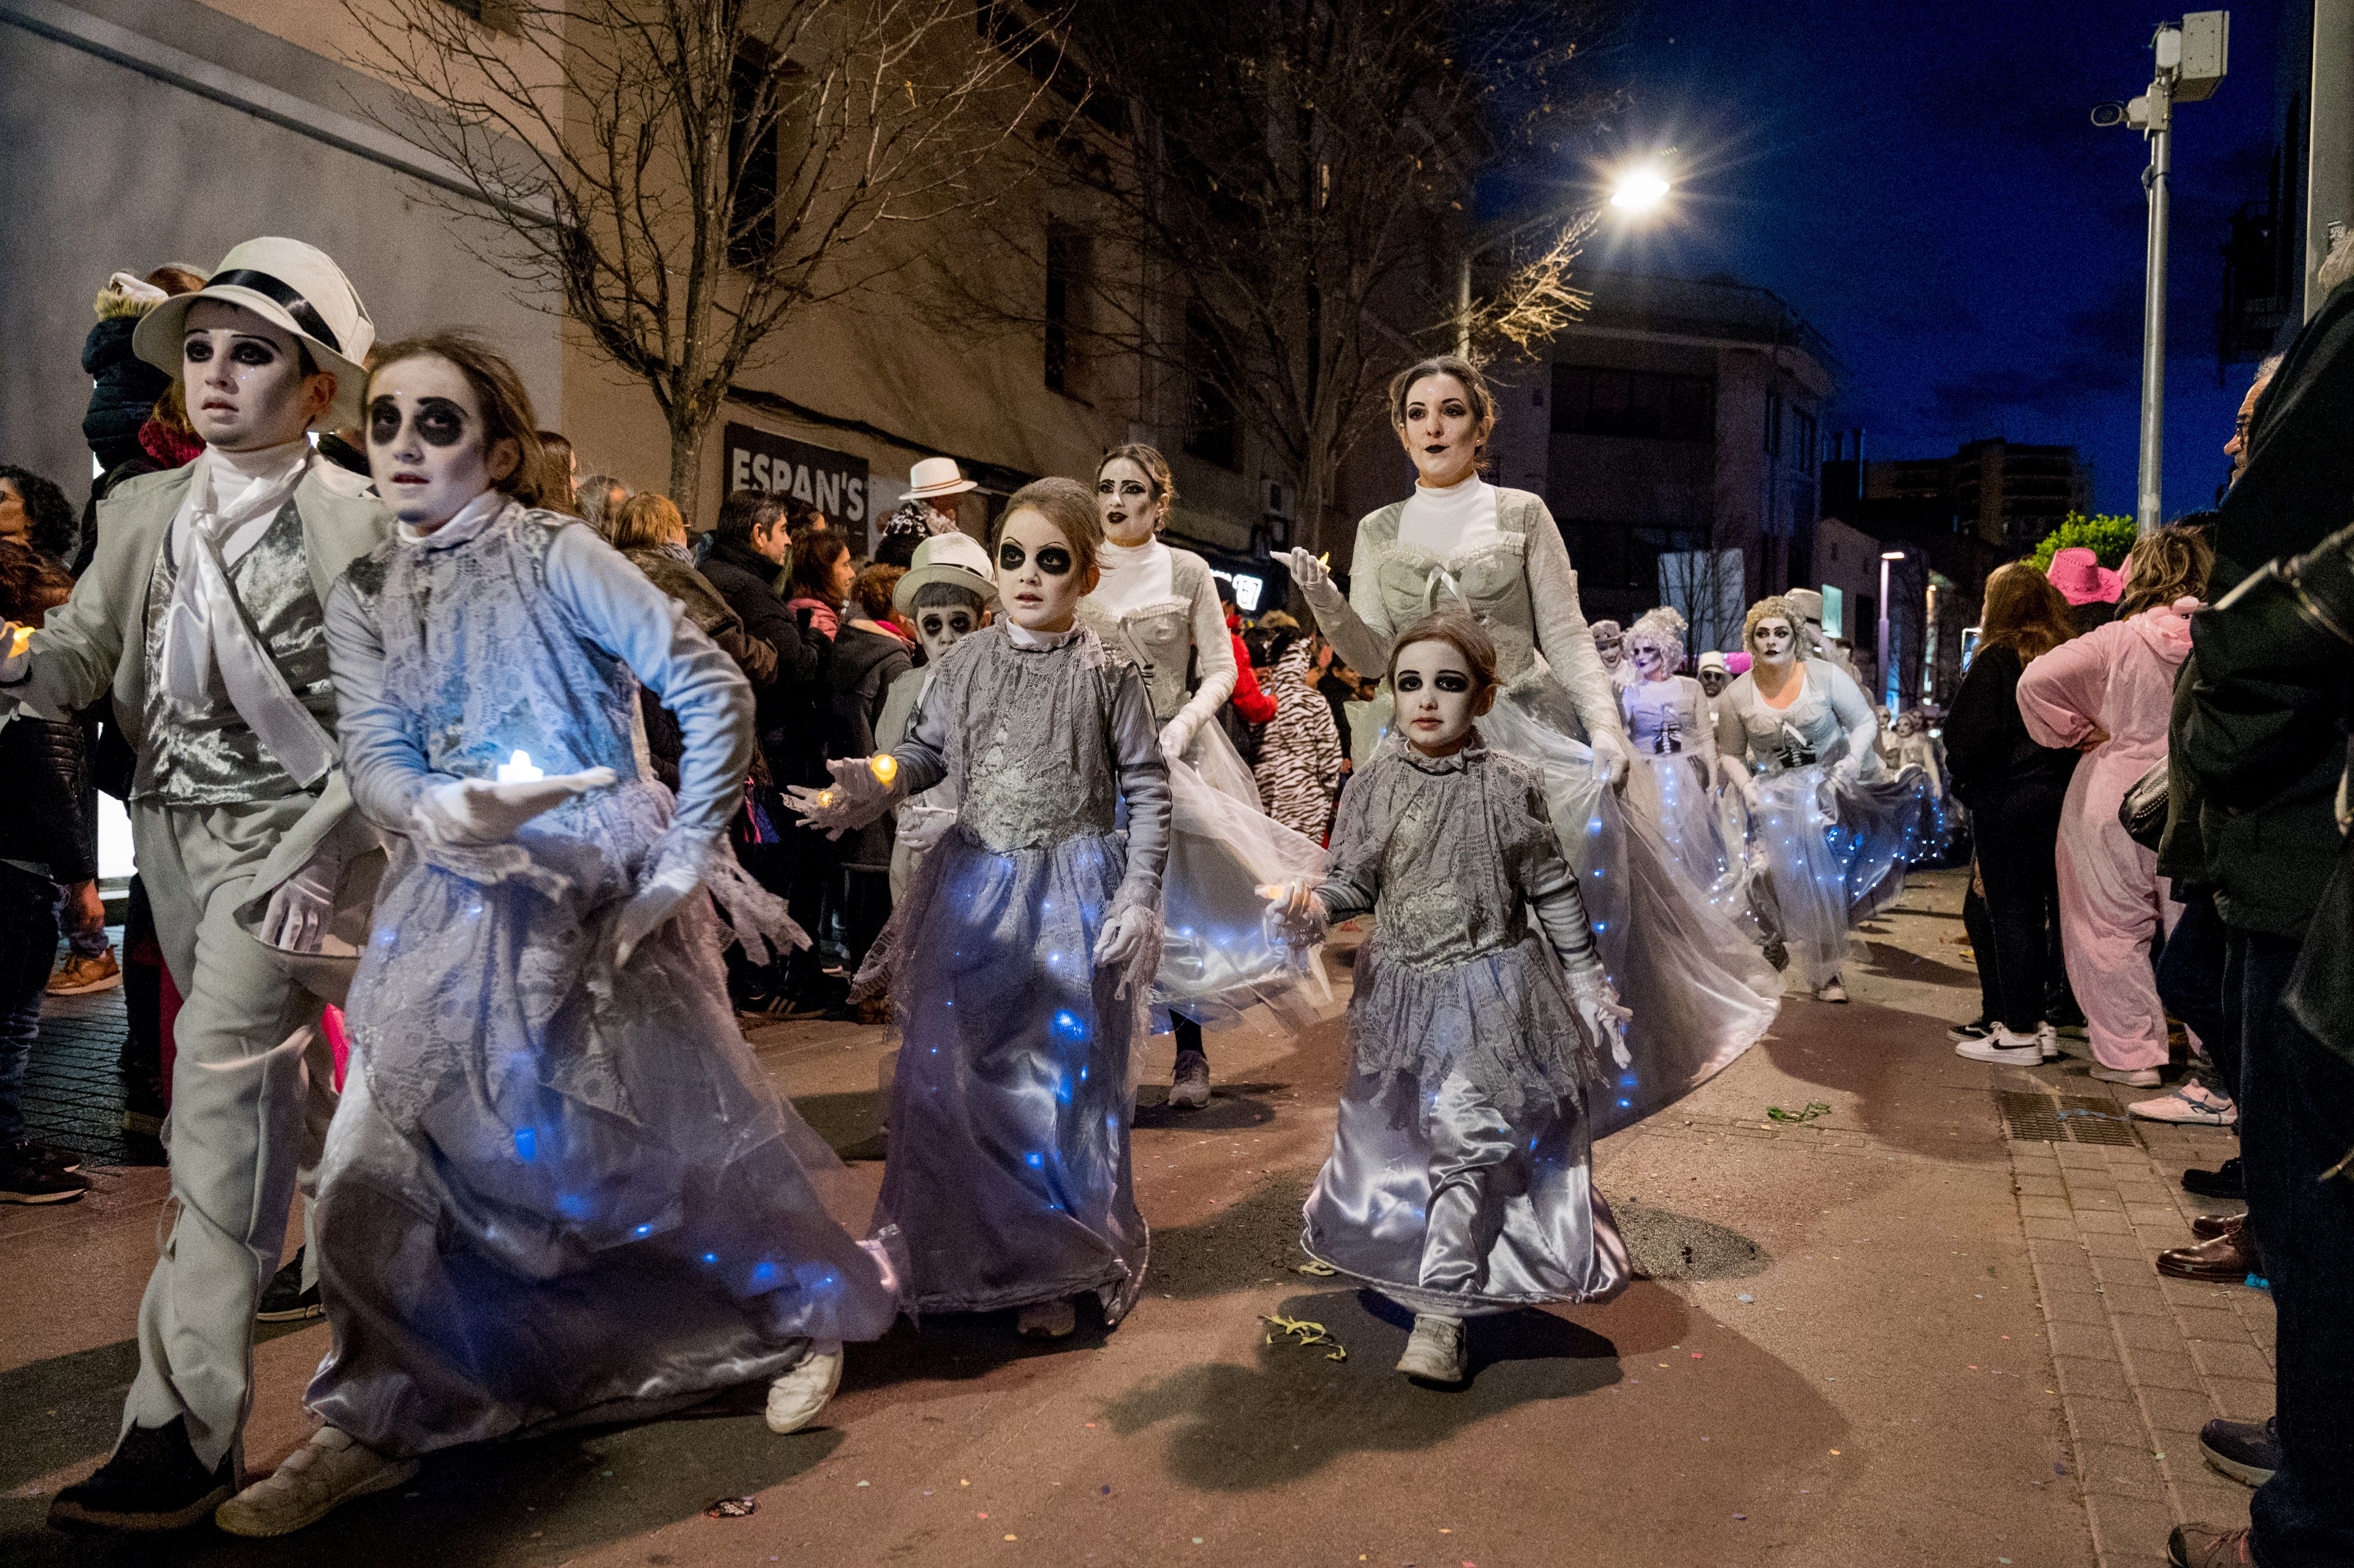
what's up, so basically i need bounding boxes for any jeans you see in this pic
[0,865,61,1145]
[1973,783,2065,1035]
[2158,890,2232,1094]
[2228,928,2354,1567]
[1963,880,1999,1023]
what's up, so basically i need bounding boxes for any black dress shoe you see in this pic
[2200,1416,2280,1487]
[2182,1156,2245,1200]
[48,1416,236,1533]
[256,1249,323,1323]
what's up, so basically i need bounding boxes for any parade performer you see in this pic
[211,335,897,1537]
[876,530,998,902]
[1268,614,1631,1385]
[795,477,1168,1340]
[1713,596,1934,1001]
[9,241,386,1533]
[1618,608,1744,916]
[1287,355,1775,1132]
[1084,445,1326,1113]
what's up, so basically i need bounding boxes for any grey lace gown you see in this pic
[866,623,1171,1323]
[1301,738,1630,1315]
[306,499,898,1458]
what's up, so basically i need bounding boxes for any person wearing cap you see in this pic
[1590,618,1634,692]
[870,531,997,905]
[3,238,392,1533]
[1780,587,1863,687]
[2045,544,2125,638]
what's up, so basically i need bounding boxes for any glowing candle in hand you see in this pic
[7,624,30,658]
[869,753,898,787]
[495,750,545,784]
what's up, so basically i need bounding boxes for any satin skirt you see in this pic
[1476,686,1781,1136]
[1302,1070,1629,1316]
[1625,750,1748,920]
[1745,764,1939,990]
[874,826,1153,1323]
[308,813,898,1459]
[1153,722,1332,1031]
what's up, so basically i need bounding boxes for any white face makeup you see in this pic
[914,600,982,663]
[994,508,1096,632]
[1698,669,1730,697]
[182,299,331,451]
[1392,372,1490,489]
[1629,637,1669,680]
[1593,631,1624,669]
[1095,458,1162,547]
[1750,616,1797,667]
[1391,637,1489,755]
[367,354,514,532]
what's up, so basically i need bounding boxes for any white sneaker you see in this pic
[1955,1028,2043,1066]
[1016,1298,1078,1338]
[1814,977,1849,1004]
[2036,1021,2060,1061]
[2088,1064,2163,1088]
[1396,1313,1468,1383]
[214,1427,417,1537]
[2128,1083,2240,1127]
[764,1343,844,1434]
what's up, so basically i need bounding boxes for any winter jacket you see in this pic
[2261,521,2354,1060]
[0,709,98,885]
[1943,643,2077,808]
[828,621,913,872]
[1226,616,1276,724]
[81,304,172,474]
[623,544,777,787]
[700,535,826,784]
[1251,640,1344,841]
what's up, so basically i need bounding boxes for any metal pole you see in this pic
[1877,554,1893,711]
[2136,71,2174,537]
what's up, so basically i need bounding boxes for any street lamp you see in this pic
[1878,549,1906,715]
[1608,165,1672,215]
[2092,12,2229,537]
[1453,156,1675,354]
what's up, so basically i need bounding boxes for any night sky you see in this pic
[1543,0,2285,522]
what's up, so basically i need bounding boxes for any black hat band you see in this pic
[206,269,344,356]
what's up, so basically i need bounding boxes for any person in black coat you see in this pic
[829,564,916,990]
[80,267,206,476]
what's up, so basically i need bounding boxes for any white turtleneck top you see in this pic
[1396,475,1500,559]
[1091,535,1175,615]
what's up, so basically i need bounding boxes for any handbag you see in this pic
[2118,758,2170,851]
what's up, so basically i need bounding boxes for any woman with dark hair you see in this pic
[1287,355,1778,1129]
[214,331,896,1535]
[784,531,853,641]
[1942,562,2082,1065]
[2018,525,2214,1089]
[0,466,80,567]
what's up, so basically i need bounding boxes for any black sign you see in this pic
[723,422,870,526]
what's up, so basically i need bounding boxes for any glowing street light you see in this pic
[1610,166,1672,215]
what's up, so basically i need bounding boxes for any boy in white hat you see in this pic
[3,238,393,1533]
[872,531,998,905]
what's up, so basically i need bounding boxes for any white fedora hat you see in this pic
[905,455,978,501]
[1697,649,1729,674]
[893,530,1001,612]
[134,237,376,430]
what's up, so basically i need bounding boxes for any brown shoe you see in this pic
[2158,1226,2261,1282]
[2190,1212,2243,1241]
[47,950,122,996]
[2167,1523,2253,1566]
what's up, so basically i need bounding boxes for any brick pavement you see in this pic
[18,929,160,1168]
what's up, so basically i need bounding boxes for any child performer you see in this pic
[873,531,998,904]
[1267,613,1631,1386]
[793,478,1169,1340]
[215,334,898,1537]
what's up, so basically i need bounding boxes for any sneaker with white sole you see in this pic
[2129,1083,2240,1127]
[1948,1018,1996,1043]
[1814,977,1848,1003]
[2089,1064,2163,1088]
[1955,1028,2043,1066]
[48,949,123,995]
[1396,1313,1468,1383]
[763,1344,844,1434]
[2036,1022,2060,1060]
[213,1427,417,1537]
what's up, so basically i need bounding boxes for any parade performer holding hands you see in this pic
[212,334,897,1537]
[795,477,1169,1340]
[1267,613,1630,1386]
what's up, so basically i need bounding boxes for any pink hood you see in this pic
[2124,595,2198,666]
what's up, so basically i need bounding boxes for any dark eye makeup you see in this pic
[997,540,1074,576]
[368,395,473,449]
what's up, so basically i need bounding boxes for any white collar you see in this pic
[398,489,511,548]
[1004,620,1082,650]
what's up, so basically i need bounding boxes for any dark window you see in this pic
[1796,410,1819,475]
[1550,365,1715,441]
[729,43,782,269]
[1764,386,1783,458]
[1044,223,1085,394]
[1182,308,1239,470]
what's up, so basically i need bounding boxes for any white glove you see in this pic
[1284,548,1345,611]
[1259,878,1327,949]
[1589,727,1632,791]
[1739,774,1762,812]
[0,621,31,684]
[415,769,616,847]
[896,801,957,854]
[786,753,901,840]
[259,851,339,953]
[1091,904,1156,971]
[614,855,704,968]
[1565,966,1633,1069]
[1158,716,1194,764]
[1831,754,1863,788]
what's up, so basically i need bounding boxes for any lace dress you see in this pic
[865,623,1170,1323]
[305,499,898,1458]
[1313,489,1778,1134]
[1300,738,1630,1315]
[1714,659,1938,989]
[1620,673,1746,917]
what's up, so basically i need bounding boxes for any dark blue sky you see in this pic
[1547,0,2284,519]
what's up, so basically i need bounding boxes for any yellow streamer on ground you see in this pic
[1260,1313,1346,1362]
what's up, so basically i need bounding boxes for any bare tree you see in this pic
[345,0,1056,519]
[931,0,1613,555]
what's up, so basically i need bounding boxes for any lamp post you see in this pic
[1878,548,1906,714]
[2093,14,2230,536]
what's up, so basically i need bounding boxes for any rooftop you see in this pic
[1566,270,1842,376]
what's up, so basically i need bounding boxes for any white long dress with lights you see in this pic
[1619,671,1747,920]
[1310,479,1778,1133]
[305,495,898,1457]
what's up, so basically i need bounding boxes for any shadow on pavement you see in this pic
[1132,1081,1283,1132]
[1853,936,1979,990]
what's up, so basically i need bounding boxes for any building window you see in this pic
[1549,365,1714,441]
[1796,410,1818,475]
[728,43,783,268]
[1764,386,1783,459]
[1044,223,1086,394]
[1182,307,1239,471]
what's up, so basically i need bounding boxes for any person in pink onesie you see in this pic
[2015,527,2214,1086]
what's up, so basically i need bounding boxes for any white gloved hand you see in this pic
[416,768,616,847]
[1284,548,1345,610]
[1258,878,1327,949]
[613,856,705,969]
[1589,727,1632,792]
[0,621,32,685]
[1565,966,1633,1070]
[1738,775,1762,812]
[785,753,901,840]
[896,801,957,854]
[1157,716,1194,764]
[1091,904,1156,972]
[259,851,339,954]
[1831,754,1863,788]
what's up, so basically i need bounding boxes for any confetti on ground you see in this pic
[1293,1260,1338,1276]
[704,1498,758,1519]
[857,1480,870,1487]
[1260,1313,1347,1361]
[1767,1101,1832,1124]
[1736,1293,1754,1303]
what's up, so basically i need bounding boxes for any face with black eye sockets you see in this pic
[994,507,1097,632]
[1391,637,1493,756]
[1095,458,1161,546]
[1749,616,1797,668]
[181,299,335,451]
[916,604,980,663]
[1629,636,1668,680]
[366,354,517,533]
